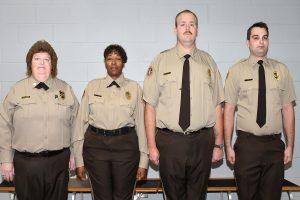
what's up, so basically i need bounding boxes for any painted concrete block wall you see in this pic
[0,0,299,199]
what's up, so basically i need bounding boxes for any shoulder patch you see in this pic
[147,66,153,76]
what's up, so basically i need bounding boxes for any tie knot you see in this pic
[257,60,263,65]
[184,54,190,60]
[35,82,49,91]
[107,81,120,88]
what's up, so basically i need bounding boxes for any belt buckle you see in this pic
[183,131,189,135]
[103,130,109,136]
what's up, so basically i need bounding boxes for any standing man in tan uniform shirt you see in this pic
[143,10,224,200]
[224,22,296,200]
[0,40,79,200]
[72,44,148,200]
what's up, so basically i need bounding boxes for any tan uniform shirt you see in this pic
[225,56,296,135]
[72,74,148,168]
[0,76,79,163]
[143,46,224,132]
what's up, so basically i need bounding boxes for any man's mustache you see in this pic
[184,31,192,34]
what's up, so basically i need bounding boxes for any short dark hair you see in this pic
[175,9,198,28]
[26,40,58,78]
[247,22,269,40]
[104,44,127,63]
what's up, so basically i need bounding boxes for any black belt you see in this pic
[157,127,211,135]
[90,125,134,136]
[237,130,281,139]
[16,148,67,157]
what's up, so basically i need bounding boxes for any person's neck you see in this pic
[177,42,196,55]
[253,55,266,61]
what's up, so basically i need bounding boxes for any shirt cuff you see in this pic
[0,150,14,163]
[138,152,149,169]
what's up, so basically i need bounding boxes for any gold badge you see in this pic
[125,91,131,100]
[273,71,280,80]
[147,66,153,76]
[59,90,65,99]
[208,69,211,79]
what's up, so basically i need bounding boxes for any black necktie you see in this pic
[179,54,191,131]
[256,60,266,128]
[107,81,120,88]
[35,82,49,91]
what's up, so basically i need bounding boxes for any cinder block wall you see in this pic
[0,0,299,199]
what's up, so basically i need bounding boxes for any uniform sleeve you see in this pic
[280,65,297,104]
[206,54,225,106]
[0,88,16,163]
[134,84,149,169]
[224,67,239,105]
[143,55,160,107]
[69,86,79,129]
[68,86,79,158]
[212,69,225,106]
[72,86,90,168]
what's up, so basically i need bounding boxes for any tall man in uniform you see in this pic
[143,10,224,200]
[224,22,296,200]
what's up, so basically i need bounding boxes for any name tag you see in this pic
[244,79,253,81]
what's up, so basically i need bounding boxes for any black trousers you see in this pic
[156,128,214,200]
[234,130,285,200]
[83,126,139,200]
[13,148,70,200]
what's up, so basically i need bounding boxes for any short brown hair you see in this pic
[247,22,269,40]
[175,9,198,27]
[26,40,58,78]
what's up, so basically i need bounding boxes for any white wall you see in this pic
[0,0,299,199]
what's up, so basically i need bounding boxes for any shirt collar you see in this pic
[249,55,269,68]
[175,45,197,59]
[105,74,125,87]
[29,76,54,89]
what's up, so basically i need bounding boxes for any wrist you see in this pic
[214,144,224,149]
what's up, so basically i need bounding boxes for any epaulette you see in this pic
[237,58,247,64]
[160,49,171,54]
[15,77,27,84]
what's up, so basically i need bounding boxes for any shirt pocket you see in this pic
[159,74,177,98]
[268,82,281,106]
[54,99,73,121]
[119,97,134,117]
[239,81,257,106]
[15,98,37,118]
[88,95,105,118]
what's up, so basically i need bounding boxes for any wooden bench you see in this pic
[1,178,299,200]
